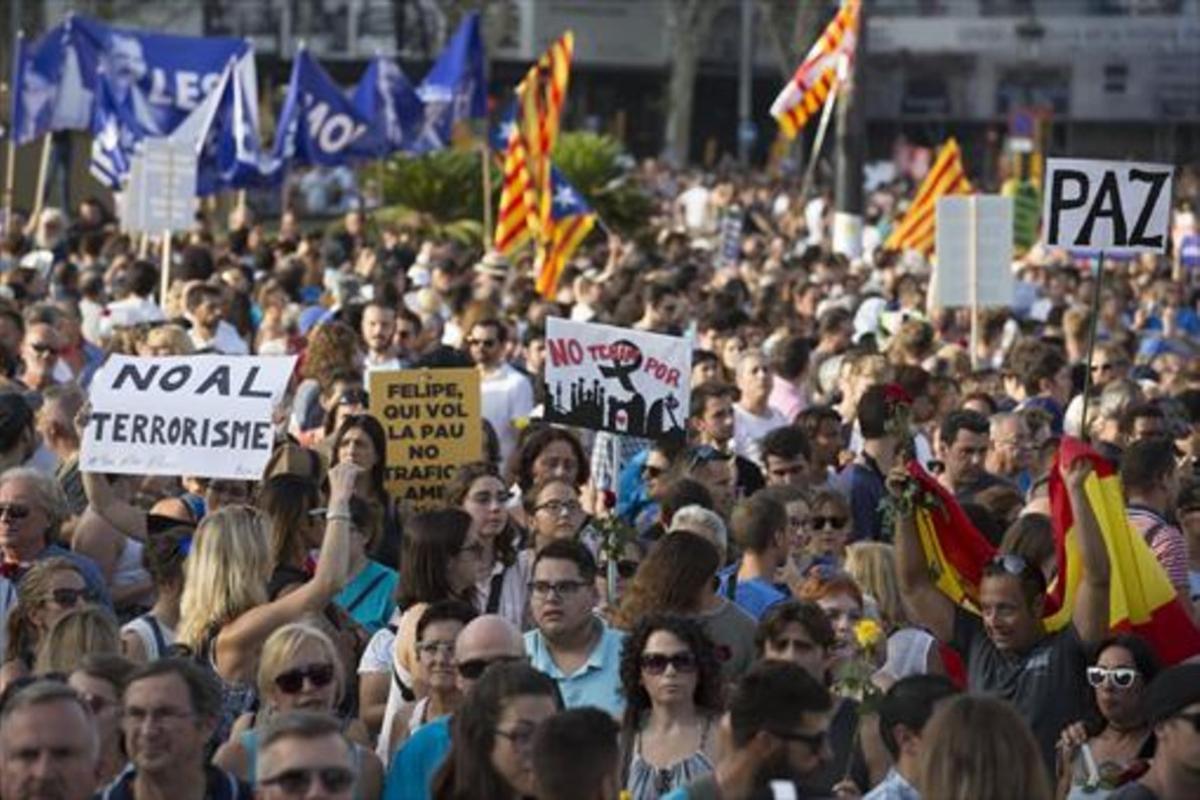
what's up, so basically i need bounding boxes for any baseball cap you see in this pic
[1144,663,1200,725]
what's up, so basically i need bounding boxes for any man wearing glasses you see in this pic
[467,318,533,466]
[894,455,1112,773]
[256,712,358,800]
[661,661,834,799]
[524,539,626,717]
[384,614,526,800]
[103,658,253,799]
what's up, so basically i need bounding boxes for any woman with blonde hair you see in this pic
[139,323,195,356]
[1,557,89,689]
[176,462,359,741]
[918,695,1053,800]
[213,620,384,798]
[34,604,121,674]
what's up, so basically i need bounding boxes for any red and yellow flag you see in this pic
[884,138,973,256]
[494,31,574,257]
[909,438,1200,664]
[769,0,859,139]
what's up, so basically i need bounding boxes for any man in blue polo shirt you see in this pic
[525,539,625,716]
[717,494,790,620]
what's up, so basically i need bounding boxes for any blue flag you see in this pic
[414,11,486,152]
[69,14,251,188]
[488,100,517,152]
[348,56,424,159]
[10,20,94,145]
[273,48,372,167]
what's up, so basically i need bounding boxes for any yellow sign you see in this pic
[369,368,482,510]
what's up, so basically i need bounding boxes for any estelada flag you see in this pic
[885,138,973,256]
[908,438,1200,664]
[769,0,859,139]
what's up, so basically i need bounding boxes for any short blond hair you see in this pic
[257,621,346,707]
[143,324,195,356]
[844,542,904,630]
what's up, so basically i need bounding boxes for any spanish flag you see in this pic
[884,138,973,256]
[909,438,1200,664]
[770,0,859,139]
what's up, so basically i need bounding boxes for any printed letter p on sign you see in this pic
[1043,158,1173,255]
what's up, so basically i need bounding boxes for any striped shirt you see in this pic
[1127,505,1190,590]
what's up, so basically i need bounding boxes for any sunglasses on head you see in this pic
[1086,666,1138,690]
[809,515,846,531]
[273,663,335,694]
[456,655,523,681]
[640,652,697,675]
[0,504,31,522]
[259,766,355,795]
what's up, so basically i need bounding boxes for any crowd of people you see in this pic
[0,157,1199,800]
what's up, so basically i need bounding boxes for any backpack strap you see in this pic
[485,569,506,614]
[142,614,168,661]
[343,570,390,615]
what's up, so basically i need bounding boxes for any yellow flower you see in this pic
[513,416,530,431]
[854,618,884,650]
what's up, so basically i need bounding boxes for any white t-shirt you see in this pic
[480,363,535,465]
[191,320,249,355]
[678,186,713,232]
[733,404,789,467]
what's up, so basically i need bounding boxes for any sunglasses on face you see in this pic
[600,559,639,579]
[640,652,697,675]
[49,587,91,607]
[770,728,828,753]
[30,343,59,355]
[0,504,31,522]
[642,465,667,479]
[1086,666,1139,690]
[259,766,355,795]
[456,655,523,681]
[809,515,846,531]
[273,663,336,694]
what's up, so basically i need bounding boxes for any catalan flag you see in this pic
[908,438,1200,665]
[492,103,536,255]
[769,0,859,139]
[884,138,973,256]
[535,167,596,298]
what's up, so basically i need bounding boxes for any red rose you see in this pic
[883,383,913,406]
[602,490,617,510]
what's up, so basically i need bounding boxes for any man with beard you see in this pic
[663,661,834,799]
[0,681,100,800]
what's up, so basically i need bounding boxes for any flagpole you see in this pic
[160,229,172,306]
[1079,250,1105,443]
[481,141,493,249]
[800,76,840,201]
[27,134,52,230]
[3,31,23,236]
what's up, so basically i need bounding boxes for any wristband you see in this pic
[325,512,352,523]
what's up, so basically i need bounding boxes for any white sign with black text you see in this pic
[933,195,1014,308]
[1043,158,1174,254]
[81,355,296,479]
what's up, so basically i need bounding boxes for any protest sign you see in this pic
[544,318,691,441]
[933,195,1014,309]
[1043,158,1174,254]
[81,355,295,479]
[369,368,481,509]
[123,139,197,235]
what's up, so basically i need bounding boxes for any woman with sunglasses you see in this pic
[68,653,135,789]
[596,539,646,620]
[384,601,477,759]
[176,462,360,744]
[1,557,88,691]
[431,661,562,800]
[1055,634,1161,800]
[803,488,852,570]
[330,415,401,569]
[447,462,527,630]
[214,622,384,798]
[618,615,723,799]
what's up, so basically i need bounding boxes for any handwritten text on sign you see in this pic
[81,355,296,479]
[544,318,691,441]
[369,368,481,509]
[1043,158,1174,254]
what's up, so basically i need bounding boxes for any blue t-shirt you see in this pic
[716,564,788,620]
[524,623,627,716]
[832,461,885,543]
[383,715,452,800]
[335,560,398,634]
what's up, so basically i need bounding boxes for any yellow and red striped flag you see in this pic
[535,167,596,298]
[769,0,859,139]
[884,138,973,256]
[493,31,574,256]
[908,438,1200,665]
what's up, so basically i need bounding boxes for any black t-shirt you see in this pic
[953,607,1090,772]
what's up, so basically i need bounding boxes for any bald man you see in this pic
[382,615,525,800]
